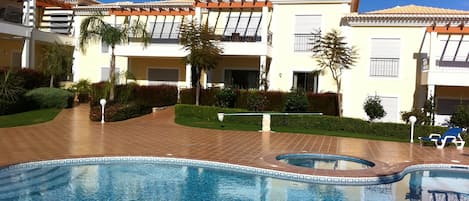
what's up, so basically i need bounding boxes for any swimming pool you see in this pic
[0,157,468,201]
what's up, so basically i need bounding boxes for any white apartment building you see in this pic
[3,0,469,124]
[342,5,469,124]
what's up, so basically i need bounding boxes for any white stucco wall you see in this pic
[268,2,350,92]
[342,26,427,122]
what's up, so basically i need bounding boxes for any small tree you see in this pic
[79,14,149,101]
[363,95,386,122]
[312,29,358,117]
[450,105,469,129]
[180,20,223,106]
[41,42,73,88]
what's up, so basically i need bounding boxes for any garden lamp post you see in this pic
[100,99,107,124]
[409,116,417,143]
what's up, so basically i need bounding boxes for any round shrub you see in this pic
[363,96,386,121]
[450,105,469,128]
[284,92,309,112]
[25,87,74,109]
[247,91,268,111]
[216,88,236,108]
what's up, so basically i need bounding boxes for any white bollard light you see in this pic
[217,113,224,122]
[409,116,417,143]
[100,99,107,124]
[262,114,271,132]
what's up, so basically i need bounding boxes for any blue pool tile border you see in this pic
[0,156,468,185]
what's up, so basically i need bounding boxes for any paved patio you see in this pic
[0,105,468,177]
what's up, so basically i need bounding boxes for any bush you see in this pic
[401,108,429,125]
[90,82,111,106]
[25,87,74,109]
[450,105,469,128]
[284,92,309,112]
[72,79,92,103]
[307,93,339,115]
[215,88,236,108]
[0,71,26,115]
[247,91,268,111]
[363,96,386,121]
[15,68,49,89]
[176,104,447,141]
[134,85,178,107]
[90,103,152,122]
[181,88,339,115]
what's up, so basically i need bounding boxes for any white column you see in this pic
[427,84,435,100]
[202,70,207,89]
[428,31,438,70]
[259,55,267,90]
[261,6,269,44]
[22,0,35,69]
[195,7,201,23]
[185,64,192,88]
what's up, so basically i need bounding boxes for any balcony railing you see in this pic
[0,6,22,24]
[294,34,320,52]
[369,58,399,77]
[216,28,261,42]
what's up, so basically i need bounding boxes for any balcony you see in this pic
[369,58,399,77]
[0,5,22,24]
[294,34,319,52]
[421,58,469,86]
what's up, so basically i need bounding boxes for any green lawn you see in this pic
[175,104,448,143]
[0,109,61,128]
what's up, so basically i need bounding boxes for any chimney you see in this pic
[350,0,360,13]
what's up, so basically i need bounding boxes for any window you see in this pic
[292,71,318,93]
[101,67,120,83]
[101,41,109,53]
[294,15,321,52]
[148,68,178,82]
[224,69,259,89]
[370,38,400,77]
[436,98,469,115]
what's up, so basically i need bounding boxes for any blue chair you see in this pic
[418,128,465,149]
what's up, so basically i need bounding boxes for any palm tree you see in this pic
[41,42,73,88]
[312,29,358,117]
[79,14,149,101]
[180,20,223,105]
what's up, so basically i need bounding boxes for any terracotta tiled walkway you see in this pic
[1,105,468,177]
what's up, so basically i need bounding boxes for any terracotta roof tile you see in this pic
[367,4,469,15]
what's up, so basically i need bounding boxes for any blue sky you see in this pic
[359,0,469,12]
[99,0,469,13]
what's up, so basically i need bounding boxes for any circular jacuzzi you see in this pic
[276,153,375,170]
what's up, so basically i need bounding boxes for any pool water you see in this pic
[0,161,468,201]
[276,154,374,170]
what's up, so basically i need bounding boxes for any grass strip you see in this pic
[0,108,61,128]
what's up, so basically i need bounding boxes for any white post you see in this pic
[217,113,224,122]
[100,99,107,124]
[262,114,271,132]
[185,64,192,88]
[409,116,417,143]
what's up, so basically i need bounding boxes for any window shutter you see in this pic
[371,38,400,58]
[294,15,321,34]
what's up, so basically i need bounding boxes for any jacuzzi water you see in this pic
[0,158,468,201]
[276,154,375,170]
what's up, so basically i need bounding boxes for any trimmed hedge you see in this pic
[179,88,338,115]
[175,104,447,141]
[135,85,178,107]
[91,83,178,107]
[90,103,152,122]
[24,87,74,109]
[89,83,178,122]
